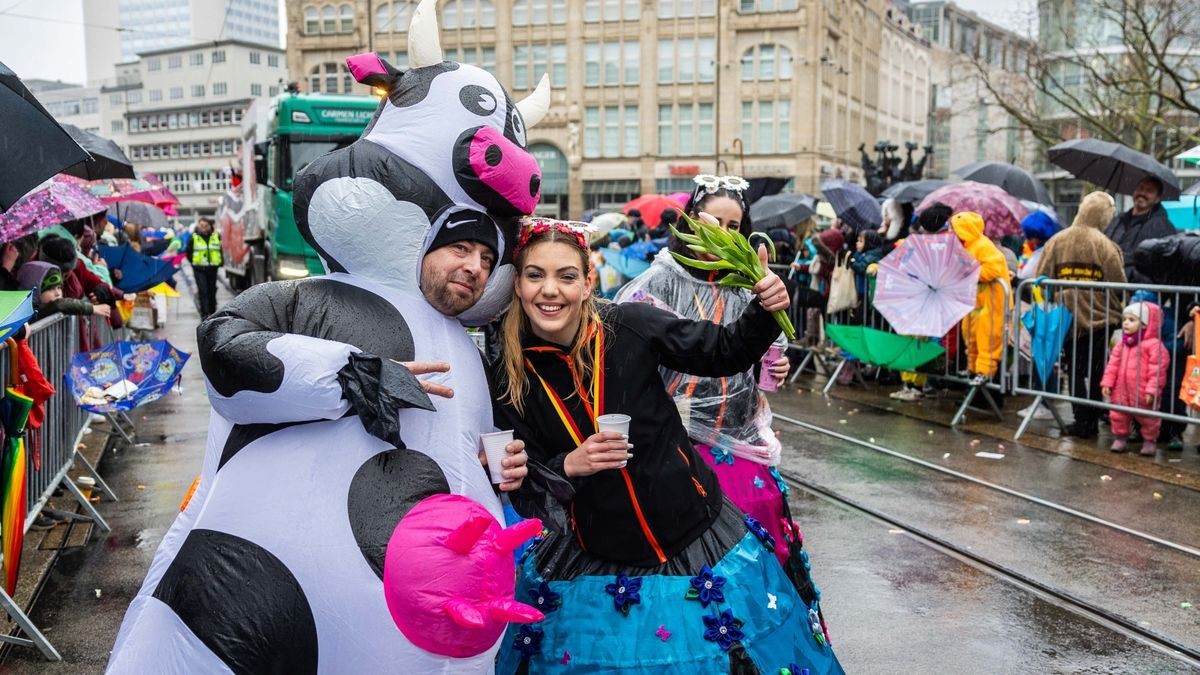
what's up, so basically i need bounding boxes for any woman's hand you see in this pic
[395,360,453,399]
[1101,386,1111,401]
[92,303,112,318]
[752,245,790,312]
[769,354,790,381]
[563,431,632,478]
[498,439,528,492]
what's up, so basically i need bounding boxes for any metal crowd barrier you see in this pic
[0,315,122,661]
[1010,278,1200,442]
[777,256,1013,426]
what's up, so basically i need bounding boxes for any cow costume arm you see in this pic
[198,281,431,430]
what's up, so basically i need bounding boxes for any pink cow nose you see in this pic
[464,126,542,216]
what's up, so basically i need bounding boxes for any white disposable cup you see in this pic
[480,430,514,484]
[596,414,631,437]
[76,475,96,500]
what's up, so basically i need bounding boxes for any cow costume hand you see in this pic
[338,353,437,445]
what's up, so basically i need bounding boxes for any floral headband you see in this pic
[514,217,592,256]
[692,174,750,202]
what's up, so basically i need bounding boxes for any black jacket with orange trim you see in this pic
[488,300,780,567]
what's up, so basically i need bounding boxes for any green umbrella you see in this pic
[826,324,945,371]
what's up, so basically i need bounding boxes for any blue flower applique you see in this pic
[781,664,810,675]
[604,573,643,615]
[513,624,544,658]
[528,581,562,613]
[685,564,727,607]
[709,445,734,465]
[770,466,790,495]
[808,607,827,646]
[702,609,745,651]
[744,515,777,550]
[753,476,765,489]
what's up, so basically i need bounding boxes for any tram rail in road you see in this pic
[773,413,1200,668]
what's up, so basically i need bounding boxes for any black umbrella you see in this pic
[820,178,881,233]
[880,179,949,204]
[952,160,1053,205]
[750,193,817,231]
[1048,138,1180,200]
[60,124,136,180]
[0,62,90,211]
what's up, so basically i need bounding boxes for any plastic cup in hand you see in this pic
[596,414,631,436]
[759,344,782,392]
[480,430,514,484]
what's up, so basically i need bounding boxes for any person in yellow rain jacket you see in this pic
[950,211,1011,384]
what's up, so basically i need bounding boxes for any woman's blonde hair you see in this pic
[500,229,603,416]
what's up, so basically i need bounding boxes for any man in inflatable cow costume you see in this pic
[107,1,554,672]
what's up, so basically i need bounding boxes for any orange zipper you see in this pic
[617,467,667,564]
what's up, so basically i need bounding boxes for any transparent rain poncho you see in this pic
[615,249,783,466]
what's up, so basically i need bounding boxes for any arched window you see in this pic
[375,2,413,31]
[741,44,793,81]
[304,6,319,34]
[339,4,354,32]
[321,5,336,33]
[375,3,390,31]
[309,64,322,92]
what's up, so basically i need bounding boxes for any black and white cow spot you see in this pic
[153,529,318,675]
[348,448,451,578]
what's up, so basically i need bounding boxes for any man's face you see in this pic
[1132,178,1162,214]
[197,220,213,235]
[419,241,495,316]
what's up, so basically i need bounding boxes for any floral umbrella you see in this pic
[916,181,1029,239]
[88,178,159,206]
[0,175,106,243]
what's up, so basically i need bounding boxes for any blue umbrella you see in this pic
[820,178,882,233]
[97,244,179,293]
[65,340,190,414]
[1161,195,1200,231]
[1021,283,1073,389]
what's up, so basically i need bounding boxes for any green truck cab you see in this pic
[232,93,378,285]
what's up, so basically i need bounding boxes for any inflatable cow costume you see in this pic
[108,2,553,672]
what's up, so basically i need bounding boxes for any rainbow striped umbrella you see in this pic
[0,386,32,595]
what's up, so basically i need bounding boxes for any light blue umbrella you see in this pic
[1161,195,1200,231]
[1021,283,1073,389]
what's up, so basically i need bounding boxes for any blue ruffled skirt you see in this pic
[496,501,843,674]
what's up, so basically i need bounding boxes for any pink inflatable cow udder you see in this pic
[383,495,544,658]
[467,127,542,216]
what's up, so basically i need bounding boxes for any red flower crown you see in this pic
[514,217,591,256]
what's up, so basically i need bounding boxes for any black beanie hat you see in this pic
[39,235,78,271]
[427,209,499,259]
[917,202,954,233]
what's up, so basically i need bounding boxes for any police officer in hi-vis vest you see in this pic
[187,217,223,318]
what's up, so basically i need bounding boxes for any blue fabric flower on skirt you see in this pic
[702,609,745,651]
[685,564,727,607]
[514,624,544,658]
[782,663,810,675]
[709,445,734,465]
[605,573,643,615]
[529,581,562,613]
[744,514,777,550]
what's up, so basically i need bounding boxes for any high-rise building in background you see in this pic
[286,0,931,219]
[906,1,1037,180]
[84,0,281,84]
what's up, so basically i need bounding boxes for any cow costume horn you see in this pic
[408,0,443,69]
[516,74,551,129]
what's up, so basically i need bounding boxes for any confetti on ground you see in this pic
[94,589,102,598]
[927,430,935,435]
[968,439,981,447]
[1153,492,1163,500]
[942,453,951,459]
[887,529,905,534]
[1168,458,1182,463]
[137,484,145,490]
[838,419,847,424]
[869,438,876,443]
[975,452,1005,460]
[1183,602,1193,609]
[1100,475,1112,481]
[1017,519,1030,524]
[997,444,1006,450]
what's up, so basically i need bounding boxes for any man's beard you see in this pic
[422,270,484,316]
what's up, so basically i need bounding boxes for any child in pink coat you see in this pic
[1101,301,1170,456]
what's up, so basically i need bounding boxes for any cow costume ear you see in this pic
[346,52,404,90]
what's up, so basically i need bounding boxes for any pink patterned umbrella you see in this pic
[916,181,1029,239]
[873,232,981,338]
[667,191,691,206]
[88,178,159,206]
[0,174,106,242]
[137,172,180,207]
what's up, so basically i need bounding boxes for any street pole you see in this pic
[713,0,721,174]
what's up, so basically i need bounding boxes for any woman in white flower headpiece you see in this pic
[615,174,835,637]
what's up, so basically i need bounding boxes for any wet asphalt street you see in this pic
[2,278,1198,672]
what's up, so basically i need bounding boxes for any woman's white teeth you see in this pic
[538,304,562,312]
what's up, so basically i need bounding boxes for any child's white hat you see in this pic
[1123,302,1149,325]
